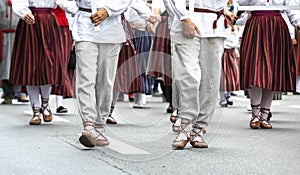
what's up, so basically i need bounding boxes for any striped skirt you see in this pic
[220,48,240,91]
[114,19,142,93]
[296,31,300,75]
[133,29,154,94]
[147,15,172,86]
[51,26,74,97]
[10,8,64,86]
[240,11,296,92]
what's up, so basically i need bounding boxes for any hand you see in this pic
[24,13,35,24]
[149,15,160,23]
[181,18,200,39]
[90,8,109,27]
[292,38,297,45]
[145,23,155,34]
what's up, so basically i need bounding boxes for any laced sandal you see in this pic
[79,122,96,147]
[249,104,261,129]
[172,117,181,132]
[29,107,41,125]
[170,110,178,123]
[190,125,208,148]
[106,115,117,124]
[95,124,109,146]
[260,108,272,129]
[172,127,190,149]
[40,98,52,122]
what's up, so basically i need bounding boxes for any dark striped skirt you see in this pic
[296,31,300,75]
[240,11,296,92]
[147,15,172,86]
[133,29,154,94]
[114,19,142,93]
[51,26,74,97]
[10,8,64,86]
[220,48,240,91]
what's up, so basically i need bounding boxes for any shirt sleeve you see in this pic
[130,0,151,20]
[102,0,133,17]
[56,0,78,15]
[285,0,300,27]
[173,0,189,20]
[11,0,31,19]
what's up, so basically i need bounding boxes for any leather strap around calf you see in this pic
[186,7,228,29]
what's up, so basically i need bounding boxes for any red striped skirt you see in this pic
[147,15,172,86]
[296,31,300,75]
[10,8,65,86]
[51,26,74,97]
[114,19,142,93]
[220,48,240,91]
[240,11,296,92]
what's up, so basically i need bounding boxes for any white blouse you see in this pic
[11,0,78,19]
[236,0,300,26]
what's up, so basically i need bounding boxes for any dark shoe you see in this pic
[219,101,228,107]
[293,92,300,95]
[56,106,68,113]
[18,96,29,102]
[230,92,237,96]
[172,128,190,149]
[106,115,117,124]
[166,106,174,113]
[2,98,12,104]
[260,119,272,129]
[267,112,272,122]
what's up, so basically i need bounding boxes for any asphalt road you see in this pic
[0,91,299,175]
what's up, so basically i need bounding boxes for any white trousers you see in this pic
[75,42,121,125]
[172,33,224,128]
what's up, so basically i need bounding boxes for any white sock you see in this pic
[40,85,52,115]
[56,95,63,108]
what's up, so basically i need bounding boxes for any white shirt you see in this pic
[224,27,239,49]
[171,0,228,38]
[237,0,300,27]
[72,0,132,43]
[11,0,78,19]
[125,0,151,30]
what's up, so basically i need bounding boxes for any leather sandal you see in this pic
[41,98,52,122]
[169,110,178,123]
[79,122,96,147]
[172,127,190,149]
[95,124,109,146]
[29,107,41,125]
[190,125,208,148]
[249,104,260,129]
[260,108,272,129]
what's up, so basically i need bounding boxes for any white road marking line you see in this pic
[290,105,300,109]
[233,96,281,105]
[75,133,151,154]
[24,111,70,123]
[105,136,151,155]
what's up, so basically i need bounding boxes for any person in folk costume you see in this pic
[106,0,158,124]
[237,0,300,129]
[52,5,75,114]
[10,0,77,125]
[127,0,155,109]
[72,0,133,147]
[171,0,228,149]
[0,0,29,105]
[147,0,174,113]
[295,24,300,94]
[219,2,240,107]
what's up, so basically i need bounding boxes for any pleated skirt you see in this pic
[133,29,153,94]
[240,11,296,92]
[147,15,172,86]
[51,26,74,97]
[114,19,142,93]
[220,48,240,91]
[296,31,300,75]
[10,8,64,86]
